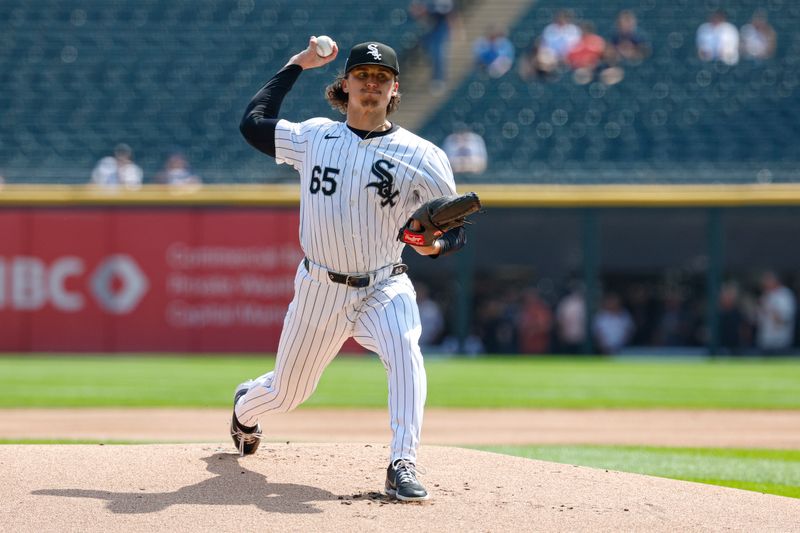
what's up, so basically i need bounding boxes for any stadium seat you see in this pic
[0,0,422,183]
[1,0,798,184]
[421,0,800,183]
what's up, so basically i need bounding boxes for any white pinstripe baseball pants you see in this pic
[235,260,426,463]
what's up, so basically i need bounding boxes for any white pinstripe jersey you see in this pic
[274,117,457,274]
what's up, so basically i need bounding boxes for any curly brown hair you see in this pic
[325,72,402,116]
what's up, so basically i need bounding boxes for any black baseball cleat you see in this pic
[230,381,262,457]
[385,459,429,501]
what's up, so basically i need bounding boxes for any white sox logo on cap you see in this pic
[367,43,382,60]
[345,42,399,74]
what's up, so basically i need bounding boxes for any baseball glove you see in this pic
[397,192,481,246]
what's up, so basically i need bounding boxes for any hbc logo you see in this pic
[0,255,148,314]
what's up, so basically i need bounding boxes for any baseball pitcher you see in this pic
[233,37,480,501]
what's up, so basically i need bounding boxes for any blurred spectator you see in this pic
[479,293,518,354]
[410,0,462,95]
[90,143,143,189]
[740,10,776,61]
[600,10,650,85]
[555,283,586,353]
[440,329,485,356]
[625,283,657,346]
[718,282,750,355]
[154,152,202,186]
[566,22,607,84]
[592,292,634,354]
[519,9,581,81]
[416,283,445,349]
[757,271,796,355]
[541,10,582,64]
[473,25,515,78]
[696,10,739,65]
[442,124,487,175]
[516,288,553,354]
[654,289,692,346]
[609,10,649,64]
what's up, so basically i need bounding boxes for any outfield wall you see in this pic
[0,207,307,352]
[2,184,800,353]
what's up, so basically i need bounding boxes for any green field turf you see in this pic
[480,445,800,499]
[0,355,798,408]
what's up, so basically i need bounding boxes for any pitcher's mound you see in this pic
[2,443,798,532]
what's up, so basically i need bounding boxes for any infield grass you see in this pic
[481,445,800,499]
[0,355,798,408]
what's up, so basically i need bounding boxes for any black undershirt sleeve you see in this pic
[239,64,303,158]
[430,226,467,259]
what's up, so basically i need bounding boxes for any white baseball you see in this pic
[315,35,335,58]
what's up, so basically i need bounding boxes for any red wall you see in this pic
[0,207,308,352]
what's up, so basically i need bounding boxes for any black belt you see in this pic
[303,258,407,288]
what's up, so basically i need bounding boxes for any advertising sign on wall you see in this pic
[0,208,306,352]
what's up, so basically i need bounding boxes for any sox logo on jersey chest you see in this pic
[365,159,399,207]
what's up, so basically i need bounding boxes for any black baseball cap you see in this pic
[344,42,399,75]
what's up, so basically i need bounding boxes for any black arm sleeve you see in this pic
[239,64,303,158]
[429,226,467,259]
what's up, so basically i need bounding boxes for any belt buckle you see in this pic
[345,274,369,288]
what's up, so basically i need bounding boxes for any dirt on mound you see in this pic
[3,408,800,448]
[2,443,799,532]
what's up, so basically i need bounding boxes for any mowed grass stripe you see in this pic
[0,355,798,408]
[479,445,800,499]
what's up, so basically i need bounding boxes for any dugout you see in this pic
[402,184,800,355]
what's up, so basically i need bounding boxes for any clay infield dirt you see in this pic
[2,443,800,532]
[2,409,800,532]
[2,408,800,448]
